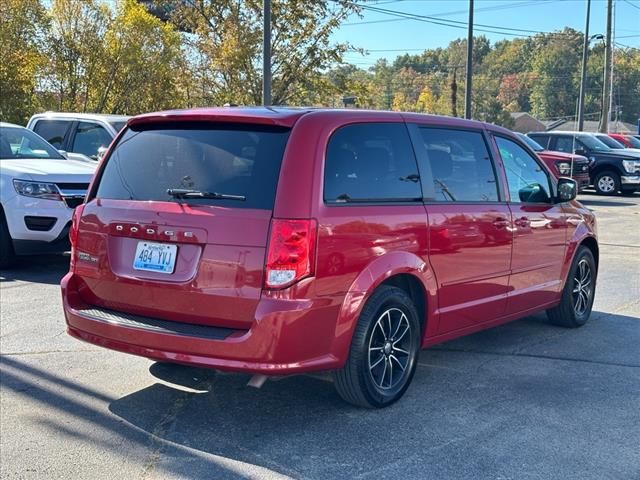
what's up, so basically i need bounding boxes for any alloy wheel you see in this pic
[572,259,593,316]
[597,176,616,193]
[368,307,412,390]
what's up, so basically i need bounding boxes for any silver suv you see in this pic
[27,112,130,162]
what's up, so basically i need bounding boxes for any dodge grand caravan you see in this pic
[61,108,598,408]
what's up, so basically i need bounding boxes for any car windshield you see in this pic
[595,135,625,149]
[0,126,65,160]
[577,135,611,151]
[518,133,544,152]
[109,121,127,132]
[623,135,640,148]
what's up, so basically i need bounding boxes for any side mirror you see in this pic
[556,177,578,202]
[574,149,587,156]
[58,149,68,158]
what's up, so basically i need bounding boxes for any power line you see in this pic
[343,0,554,27]
[339,1,586,39]
[622,0,640,11]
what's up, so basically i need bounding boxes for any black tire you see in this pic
[593,171,621,195]
[547,246,597,328]
[0,210,16,269]
[333,285,421,408]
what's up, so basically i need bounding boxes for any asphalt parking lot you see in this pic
[1,192,639,480]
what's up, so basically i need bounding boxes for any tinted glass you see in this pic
[496,136,552,204]
[0,126,65,160]
[517,133,544,152]
[109,121,127,132]
[96,123,289,209]
[72,122,113,159]
[624,135,640,148]
[576,135,610,151]
[528,134,550,149]
[32,120,68,148]
[324,123,421,202]
[595,134,624,149]
[417,127,498,202]
[553,136,578,153]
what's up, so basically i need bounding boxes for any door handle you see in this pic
[492,218,510,229]
[514,217,530,227]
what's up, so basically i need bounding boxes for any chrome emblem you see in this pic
[164,230,175,236]
[130,227,138,233]
[184,231,194,238]
[115,225,123,231]
[146,228,155,234]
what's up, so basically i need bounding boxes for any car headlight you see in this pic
[13,179,62,201]
[556,162,571,175]
[622,160,640,174]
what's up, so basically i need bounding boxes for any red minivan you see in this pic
[61,108,598,408]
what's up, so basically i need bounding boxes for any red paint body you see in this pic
[608,133,640,149]
[536,151,591,190]
[61,108,598,375]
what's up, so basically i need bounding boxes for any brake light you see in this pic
[69,204,85,269]
[265,218,317,289]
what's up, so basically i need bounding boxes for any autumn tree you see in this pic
[0,0,48,124]
[160,0,361,106]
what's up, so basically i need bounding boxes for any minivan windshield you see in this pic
[517,133,544,152]
[0,126,65,160]
[95,122,290,209]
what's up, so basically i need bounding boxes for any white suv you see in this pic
[0,123,96,267]
[27,112,129,162]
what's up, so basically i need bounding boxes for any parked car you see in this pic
[527,131,640,195]
[0,123,96,268]
[62,108,598,408]
[27,112,130,162]
[608,133,640,149]
[516,133,590,190]
[592,133,640,155]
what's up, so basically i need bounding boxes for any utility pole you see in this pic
[451,67,458,117]
[599,0,613,133]
[262,0,272,106]
[464,0,474,119]
[577,0,591,131]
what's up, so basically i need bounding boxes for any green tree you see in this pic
[163,0,361,106]
[0,0,48,124]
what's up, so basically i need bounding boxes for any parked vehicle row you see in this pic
[527,131,640,195]
[0,123,96,267]
[26,112,129,162]
[61,107,598,408]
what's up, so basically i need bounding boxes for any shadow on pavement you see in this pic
[2,310,639,479]
[0,254,69,285]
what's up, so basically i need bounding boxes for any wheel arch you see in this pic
[330,251,437,366]
[560,230,599,291]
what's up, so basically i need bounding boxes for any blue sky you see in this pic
[332,0,640,67]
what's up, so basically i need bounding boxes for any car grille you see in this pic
[63,196,85,209]
[572,162,590,175]
[55,183,89,209]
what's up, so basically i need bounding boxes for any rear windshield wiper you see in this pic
[166,188,246,201]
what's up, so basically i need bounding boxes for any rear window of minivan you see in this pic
[95,122,290,209]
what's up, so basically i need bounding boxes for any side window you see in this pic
[32,120,69,149]
[72,122,112,159]
[495,136,552,204]
[417,127,499,202]
[527,134,549,148]
[553,136,577,153]
[324,123,421,202]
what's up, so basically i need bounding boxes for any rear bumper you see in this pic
[61,273,344,375]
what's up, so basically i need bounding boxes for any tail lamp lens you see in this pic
[69,204,85,249]
[265,218,317,289]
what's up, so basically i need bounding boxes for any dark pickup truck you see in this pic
[528,131,640,195]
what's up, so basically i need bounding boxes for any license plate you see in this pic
[133,242,177,274]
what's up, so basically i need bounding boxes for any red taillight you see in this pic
[265,218,317,289]
[69,205,85,269]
